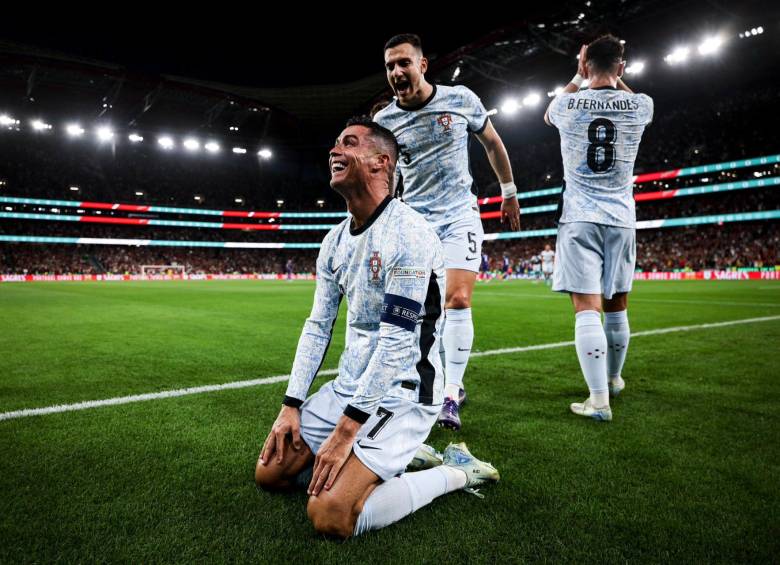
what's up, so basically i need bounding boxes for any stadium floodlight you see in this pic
[205,141,220,153]
[451,66,461,81]
[522,92,542,107]
[316,199,325,207]
[232,147,247,154]
[128,133,144,143]
[69,186,79,192]
[194,195,202,201]
[276,199,284,207]
[135,191,144,196]
[96,126,114,142]
[66,123,85,137]
[31,119,52,131]
[0,114,19,127]
[757,26,764,34]
[183,138,200,151]
[158,136,175,150]
[625,61,645,74]
[257,148,273,159]
[234,197,243,204]
[500,98,520,115]
[698,35,724,56]
[664,46,690,65]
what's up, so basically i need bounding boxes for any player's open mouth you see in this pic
[394,80,411,96]
[330,161,347,175]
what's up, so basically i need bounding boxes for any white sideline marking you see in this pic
[2,315,779,422]
[477,291,780,308]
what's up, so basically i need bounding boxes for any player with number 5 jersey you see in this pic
[544,35,653,422]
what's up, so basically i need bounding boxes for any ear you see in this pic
[371,153,391,174]
[617,61,625,78]
[420,56,428,75]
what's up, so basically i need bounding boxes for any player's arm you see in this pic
[544,44,589,126]
[616,77,634,94]
[308,233,438,495]
[262,241,341,466]
[476,120,521,231]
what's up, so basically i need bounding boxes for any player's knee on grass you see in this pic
[254,458,286,490]
[307,492,360,539]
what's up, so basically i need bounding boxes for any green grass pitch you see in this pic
[1,279,778,563]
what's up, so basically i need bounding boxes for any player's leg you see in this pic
[256,381,342,491]
[437,213,483,430]
[601,226,636,397]
[352,442,499,537]
[554,223,611,421]
[603,293,629,396]
[254,438,314,492]
[306,453,381,538]
[441,267,476,428]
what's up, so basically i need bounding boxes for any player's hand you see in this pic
[260,405,303,466]
[501,197,521,231]
[577,44,589,78]
[308,416,360,496]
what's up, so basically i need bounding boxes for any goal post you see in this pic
[140,265,186,278]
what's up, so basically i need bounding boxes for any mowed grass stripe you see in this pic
[2,314,778,422]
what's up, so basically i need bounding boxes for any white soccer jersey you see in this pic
[373,84,489,227]
[541,250,555,266]
[284,196,446,423]
[548,86,653,228]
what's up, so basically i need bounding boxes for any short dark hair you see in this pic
[384,33,423,54]
[586,35,624,73]
[344,116,399,185]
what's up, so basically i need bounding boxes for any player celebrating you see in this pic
[541,244,555,286]
[544,36,653,421]
[374,33,521,431]
[254,118,499,539]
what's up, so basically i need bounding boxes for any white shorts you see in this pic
[433,210,484,273]
[542,264,554,274]
[299,381,439,481]
[552,222,636,300]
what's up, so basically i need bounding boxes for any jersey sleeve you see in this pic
[547,95,567,128]
[343,225,439,423]
[636,93,654,126]
[283,233,342,407]
[458,86,489,134]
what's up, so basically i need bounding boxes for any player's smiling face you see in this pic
[328,125,375,192]
[384,43,428,105]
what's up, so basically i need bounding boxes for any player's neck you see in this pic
[346,188,391,230]
[402,81,434,108]
[587,74,618,89]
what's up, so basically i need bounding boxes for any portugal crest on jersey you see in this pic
[437,113,453,133]
[368,251,382,284]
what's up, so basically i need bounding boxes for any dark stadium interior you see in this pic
[1,1,778,275]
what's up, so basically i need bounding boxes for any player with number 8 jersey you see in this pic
[544,35,653,421]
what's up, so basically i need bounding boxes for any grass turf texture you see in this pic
[1,279,778,562]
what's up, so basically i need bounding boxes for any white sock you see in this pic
[604,310,630,382]
[575,310,609,407]
[353,466,466,536]
[443,308,473,394]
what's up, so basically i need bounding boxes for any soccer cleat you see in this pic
[406,444,443,472]
[458,388,468,407]
[442,442,500,489]
[609,376,626,397]
[437,398,461,431]
[570,398,613,421]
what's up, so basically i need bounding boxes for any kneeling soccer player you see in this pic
[254,117,498,539]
